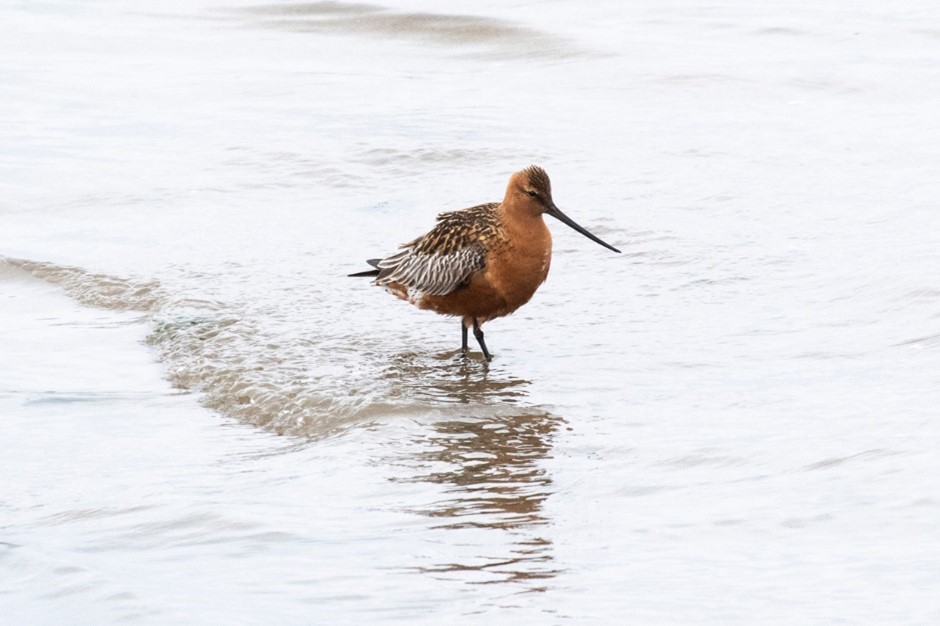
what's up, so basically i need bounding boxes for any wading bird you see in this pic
[350,165,620,360]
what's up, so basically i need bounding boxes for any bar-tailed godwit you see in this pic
[350,165,620,360]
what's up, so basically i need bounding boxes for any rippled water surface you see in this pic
[3,0,940,623]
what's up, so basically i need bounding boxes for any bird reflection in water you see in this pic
[394,402,563,588]
[381,352,564,588]
[381,350,532,405]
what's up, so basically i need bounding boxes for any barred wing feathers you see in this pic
[375,203,501,297]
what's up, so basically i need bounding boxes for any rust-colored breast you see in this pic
[419,211,552,323]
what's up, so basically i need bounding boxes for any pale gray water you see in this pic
[3,0,940,623]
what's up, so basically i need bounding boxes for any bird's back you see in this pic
[410,203,503,255]
[373,202,504,298]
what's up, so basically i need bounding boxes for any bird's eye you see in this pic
[526,190,539,198]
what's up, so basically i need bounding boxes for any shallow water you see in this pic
[3,0,940,623]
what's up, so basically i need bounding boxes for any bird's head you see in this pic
[506,165,620,254]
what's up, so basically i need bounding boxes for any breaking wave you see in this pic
[2,256,536,437]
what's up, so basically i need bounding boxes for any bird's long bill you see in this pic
[548,204,621,253]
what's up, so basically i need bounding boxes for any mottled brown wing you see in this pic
[374,203,501,297]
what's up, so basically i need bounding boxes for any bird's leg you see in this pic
[461,320,469,356]
[472,317,492,361]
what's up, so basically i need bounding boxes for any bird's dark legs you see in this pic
[472,317,492,361]
[459,317,492,361]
